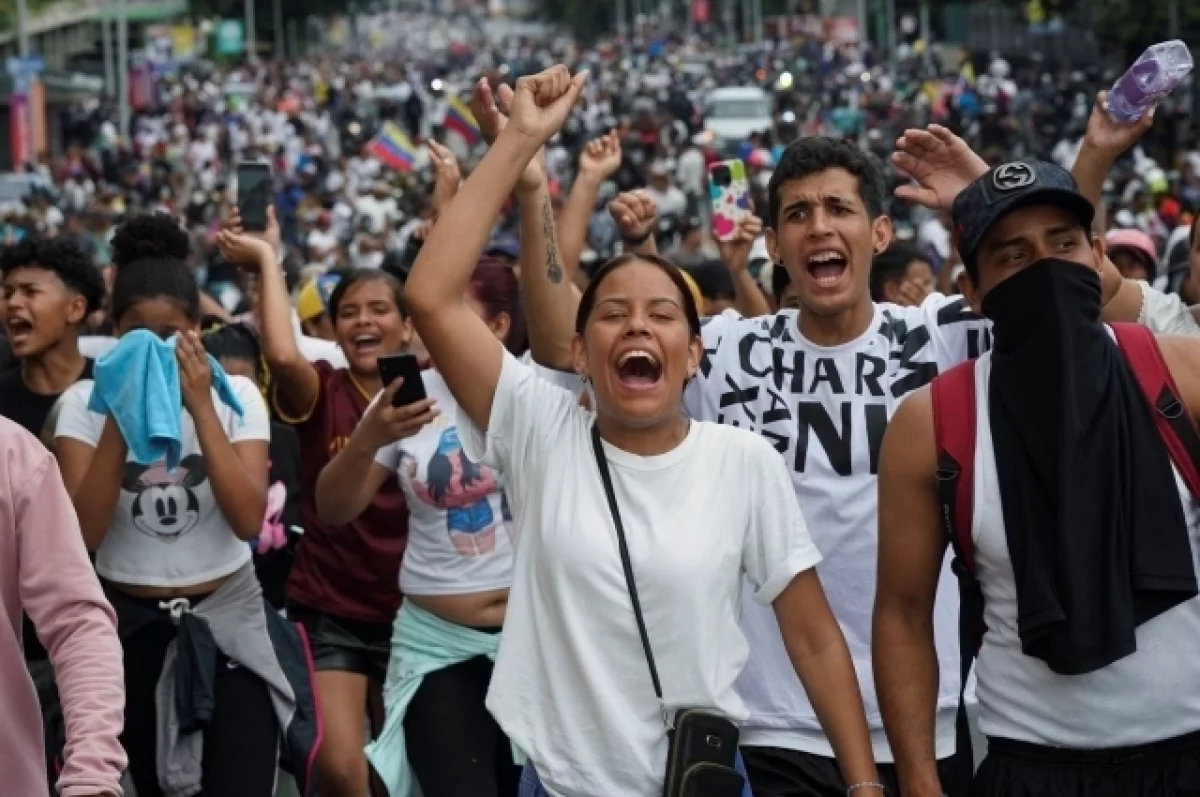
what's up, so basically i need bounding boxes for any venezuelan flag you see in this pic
[368,122,418,172]
[444,95,482,146]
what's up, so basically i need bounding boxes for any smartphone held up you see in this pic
[236,161,272,232]
[708,160,752,242]
[378,354,428,408]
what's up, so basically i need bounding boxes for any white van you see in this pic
[703,86,774,151]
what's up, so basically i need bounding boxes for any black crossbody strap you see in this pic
[590,424,671,730]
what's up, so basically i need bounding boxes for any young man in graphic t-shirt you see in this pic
[523,124,1179,795]
[0,235,105,794]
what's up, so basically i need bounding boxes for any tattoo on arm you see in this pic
[541,196,564,284]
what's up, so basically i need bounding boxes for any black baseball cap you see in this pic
[951,160,1095,268]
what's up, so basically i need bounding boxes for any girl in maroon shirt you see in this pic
[219,209,435,797]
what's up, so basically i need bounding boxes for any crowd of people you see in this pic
[3,11,1200,797]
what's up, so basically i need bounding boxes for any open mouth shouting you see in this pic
[614,348,663,392]
[350,332,382,356]
[6,316,34,349]
[806,250,849,288]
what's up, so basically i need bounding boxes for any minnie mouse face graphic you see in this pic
[121,455,209,543]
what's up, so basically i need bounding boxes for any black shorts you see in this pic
[287,604,391,683]
[741,746,960,797]
[977,731,1200,797]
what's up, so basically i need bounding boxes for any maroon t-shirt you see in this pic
[279,361,407,624]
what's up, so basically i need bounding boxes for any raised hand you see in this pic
[216,218,276,273]
[469,78,547,192]
[1083,91,1155,163]
[891,125,989,211]
[426,139,462,213]
[579,131,623,181]
[469,78,507,146]
[717,210,764,273]
[609,190,658,243]
[506,65,589,146]
[226,205,282,262]
[355,379,439,452]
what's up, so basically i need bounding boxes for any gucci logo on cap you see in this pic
[992,162,1036,192]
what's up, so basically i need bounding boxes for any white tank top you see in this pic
[972,350,1200,748]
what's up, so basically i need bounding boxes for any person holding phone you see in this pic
[314,256,525,797]
[217,210,433,797]
[400,64,883,797]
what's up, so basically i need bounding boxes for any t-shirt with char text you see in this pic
[683,294,991,761]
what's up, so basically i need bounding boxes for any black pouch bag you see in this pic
[591,424,745,797]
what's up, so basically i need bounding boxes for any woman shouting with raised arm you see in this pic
[404,65,884,797]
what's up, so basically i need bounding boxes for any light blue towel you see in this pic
[88,329,245,469]
[365,600,523,797]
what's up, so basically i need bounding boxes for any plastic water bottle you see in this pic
[1107,40,1194,123]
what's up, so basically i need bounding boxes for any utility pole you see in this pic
[245,0,257,61]
[102,11,115,99]
[273,0,283,57]
[17,0,30,57]
[856,0,867,55]
[118,0,129,139]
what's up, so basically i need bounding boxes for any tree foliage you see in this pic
[0,0,71,38]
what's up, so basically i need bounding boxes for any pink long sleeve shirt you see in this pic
[0,417,126,797]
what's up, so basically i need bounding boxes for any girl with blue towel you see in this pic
[53,216,319,797]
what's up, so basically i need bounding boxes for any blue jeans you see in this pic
[518,752,752,797]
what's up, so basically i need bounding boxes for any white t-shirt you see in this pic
[374,369,513,596]
[971,350,1200,747]
[460,352,820,797]
[55,377,271,587]
[684,295,992,760]
[1138,280,1200,336]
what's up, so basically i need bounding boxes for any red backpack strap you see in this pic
[1111,322,1200,500]
[931,360,978,575]
[931,360,984,797]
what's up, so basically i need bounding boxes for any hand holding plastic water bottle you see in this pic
[1107,40,1193,123]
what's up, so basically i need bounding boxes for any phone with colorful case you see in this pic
[707,160,752,243]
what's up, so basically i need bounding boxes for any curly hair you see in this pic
[109,213,191,269]
[0,235,106,313]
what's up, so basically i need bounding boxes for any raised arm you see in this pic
[716,211,771,317]
[470,77,584,374]
[610,190,661,258]
[1073,93,1158,323]
[405,66,587,431]
[217,209,321,418]
[872,387,948,797]
[558,131,623,274]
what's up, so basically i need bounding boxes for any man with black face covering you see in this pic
[874,160,1200,797]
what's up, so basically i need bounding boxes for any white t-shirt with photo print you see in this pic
[374,368,513,597]
[684,294,992,761]
[55,376,271,588]
[460,351,821,797]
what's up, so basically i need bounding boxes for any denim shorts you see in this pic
[518,752,752,797]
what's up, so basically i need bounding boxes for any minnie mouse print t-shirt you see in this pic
[374,369,513,596]
[55,376,271,587]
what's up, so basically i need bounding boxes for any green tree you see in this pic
[0,0,75,39]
